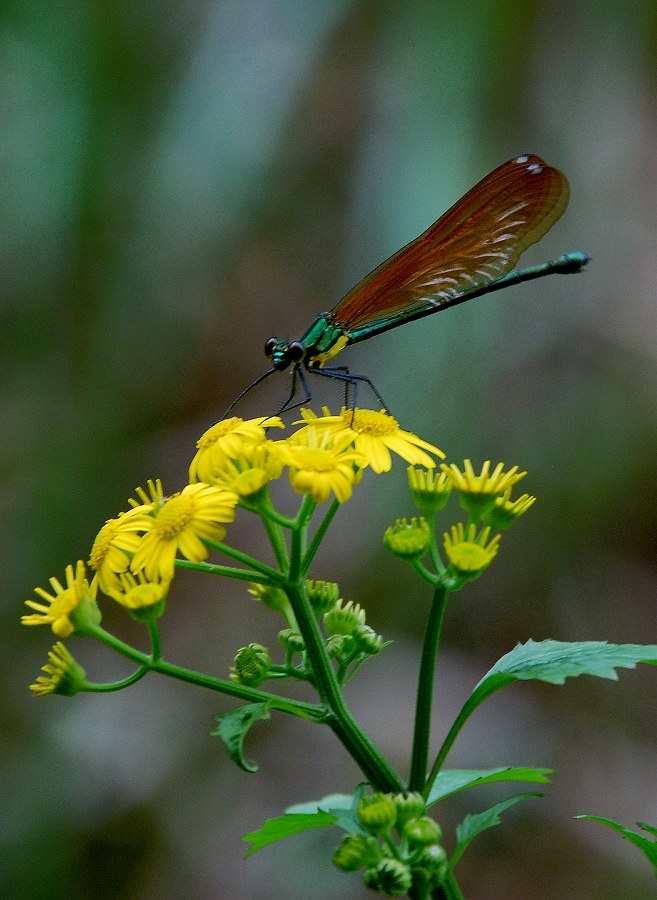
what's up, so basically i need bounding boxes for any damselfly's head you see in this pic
[264,337,306,371]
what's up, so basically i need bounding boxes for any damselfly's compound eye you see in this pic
[264,338,277,358]
[287,342,306,363]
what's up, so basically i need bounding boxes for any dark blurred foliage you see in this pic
[4,1,657,897]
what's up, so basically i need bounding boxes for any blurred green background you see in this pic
[4,1,657,897]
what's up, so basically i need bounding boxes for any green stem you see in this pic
[284,579,403,791]
[425,672,516,797]
[261,511,289,570]
[302,498,340,573]
[148,620,161,662]
[412,558,441,586]
[86,624,326,722]
[200,538,283,580]
[426,515,445,575]
[293,494,317,530]
[174,559,280,585]
[240,496,297,529]
[408,584,448,792]
[84,667,150,692]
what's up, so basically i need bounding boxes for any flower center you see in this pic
[152,494,194,539]
[294,448,339,472]
[344,409,397,436]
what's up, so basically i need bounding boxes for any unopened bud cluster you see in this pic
[333,791,448,896]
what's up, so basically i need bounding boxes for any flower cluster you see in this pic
[333,791,448,895]
[21,404,538,898]
[22,408,445,692]
[383,458,536,589]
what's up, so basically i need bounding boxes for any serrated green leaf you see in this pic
[480,640,657,687]
[242,811,337,857]
[287,787,366,834]
[286,794,354,814]
[211,702,271,772]
[451,793,542,869]
[576,816,657,874]
[426,767,552,807]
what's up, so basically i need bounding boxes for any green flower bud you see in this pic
[357,793,397,836]
[30,642,87,697]
[326,633,352,660]
[277,628,305,653]
[383,517,430,561]
[391,791,425,827]
[324,599,366,637]
[352,624,383,655]
[371,858,413,897]
[247,583,292,617]
[412,844,448,890]
[305,579,340,614]
[404,815,442,847]
[229,643,271,686]
[332,833,377,872]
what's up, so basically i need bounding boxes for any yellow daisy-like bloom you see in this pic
[272,428,365,504]
[407,466,453,514]
[203,442,284,496]
[482,490,537,530]
[130,482,239,580]
[440,459,526,519]
[110,570,171,609]
[22,560,98,638]
[443,523,501,578]
[128,477,165,511]
[189,416,284,483]
[30,642,87,697]
[88,506,153,596]
[441,459,526,495]
[296,407,445,473]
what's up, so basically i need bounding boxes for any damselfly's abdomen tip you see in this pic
[556,252,590,273]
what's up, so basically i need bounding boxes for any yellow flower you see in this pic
[128,478,165,510]
[130,483,239,580]
[440,460,526,519]
[383,517,431,560]
[271,428,364,504]
[189,416,284,483]
[407,467,453,514]
[22,561,99,637]
[110,569,171,609]
[29,642,87,697]
[88,506,153,596]
[482,490,536,530]
[200,442,284,496]
[443,523,501,579]
[296,407,445,473]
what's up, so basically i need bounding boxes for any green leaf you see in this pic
[286,794,354,814]
[480,640,657,686]
[576,816,657,874]
[211,702,271,772]
[242,811,337,857]
[451,793,542,869]
[426,767,552,806]
[287,787,367,834]
[428,642,657,794]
